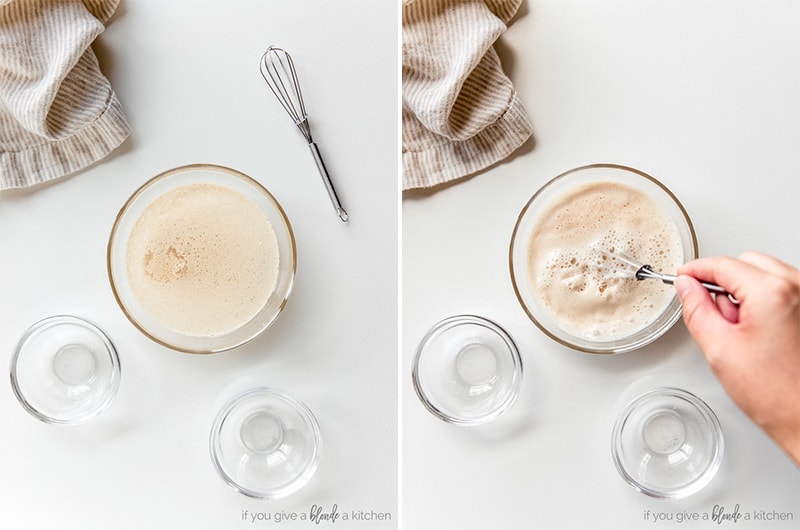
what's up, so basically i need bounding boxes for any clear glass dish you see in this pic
[209,388,322,499]
[107,164,296,353]
[412,315,523,426]
[509,164,698,353]
[611,387,724,499]
[10,315,121,425]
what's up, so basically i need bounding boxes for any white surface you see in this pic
[403,1,800,529]
[0,1,397,529]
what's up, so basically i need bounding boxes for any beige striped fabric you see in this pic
[0,0,129,190]
[402,0,532,191]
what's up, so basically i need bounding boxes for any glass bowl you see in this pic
[412,315,523,426]
[509,164,698,354]
[209,388,322,499]
[107,164,296,353]
[611,387,724,499]
[10,315,121,425]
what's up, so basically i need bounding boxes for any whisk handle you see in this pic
[309,142,348,222]
[659,273,739,303]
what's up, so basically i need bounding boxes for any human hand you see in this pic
[674,252,800,466]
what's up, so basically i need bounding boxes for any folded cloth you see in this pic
[0,0,129,190]
[402,0,533,191]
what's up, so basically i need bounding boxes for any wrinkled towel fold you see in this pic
[402,0,533,190]
[0,0,129,190]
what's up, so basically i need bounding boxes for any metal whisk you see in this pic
[599,247,738,303]
[259,45,348,223]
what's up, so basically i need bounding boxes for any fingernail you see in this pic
[674,276,691,300]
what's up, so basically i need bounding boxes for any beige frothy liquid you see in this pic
[126,183,280,337]
[526,181,683,341]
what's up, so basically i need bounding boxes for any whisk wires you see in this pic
[260,46,313,142]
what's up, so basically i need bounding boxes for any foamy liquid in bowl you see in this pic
[126,183,279,337]
[527,181,683,341]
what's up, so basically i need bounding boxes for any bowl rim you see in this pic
[107,163,297,354]
[508,163,699,354]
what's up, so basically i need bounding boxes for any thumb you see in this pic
[674,275,731,350]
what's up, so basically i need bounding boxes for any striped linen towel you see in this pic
[0,0,129,190]
[402,0,533,191]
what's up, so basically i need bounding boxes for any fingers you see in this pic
[739,251,798,279]
[674,275,733,351]
[677,256,772,303]
[679,254,800,305]
[714,292,740,323]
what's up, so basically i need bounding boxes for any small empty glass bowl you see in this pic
[10,315,121,425]
[509,164,698,353]
[611,388,724,499]
[107,163,296,354]
[210,388,322,499]
[412,315,523,426]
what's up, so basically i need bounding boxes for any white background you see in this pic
[403,1,800,529]
[0,1,397,529]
